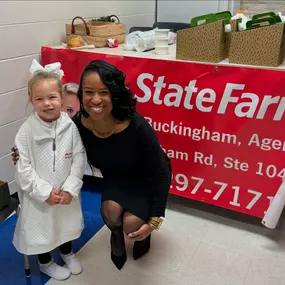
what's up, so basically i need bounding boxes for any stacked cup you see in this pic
[154,29,170,55]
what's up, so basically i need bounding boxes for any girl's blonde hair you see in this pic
[28,71,63,101]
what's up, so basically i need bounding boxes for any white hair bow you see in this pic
[29,59,64,80]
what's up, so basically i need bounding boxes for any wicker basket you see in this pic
[66,16,126,48]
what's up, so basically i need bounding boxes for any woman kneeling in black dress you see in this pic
[73,60,172,270]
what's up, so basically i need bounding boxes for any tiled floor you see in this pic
[46,195,285,285]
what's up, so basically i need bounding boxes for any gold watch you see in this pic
[147,217,164,230]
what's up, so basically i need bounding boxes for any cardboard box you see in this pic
[229,22,285,67]
[176,20,226,63]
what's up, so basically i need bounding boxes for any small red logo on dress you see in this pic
[65,152,72,158]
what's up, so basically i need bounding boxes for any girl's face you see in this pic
[62,92,80,118]
[82,73,113,121]
[31,79,63,122]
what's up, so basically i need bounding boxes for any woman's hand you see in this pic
[128,224,154,241]
[11,146,19,165]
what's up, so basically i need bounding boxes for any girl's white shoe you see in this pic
[39,260,71,280]
[61,252,83,275]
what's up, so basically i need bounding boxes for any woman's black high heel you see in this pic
[133,234,151,260]
[111,251,127,270]
[110,231,127,270]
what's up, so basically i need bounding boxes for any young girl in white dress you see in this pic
[13,59,87,281]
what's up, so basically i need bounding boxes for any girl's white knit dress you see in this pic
[13,112,87,255]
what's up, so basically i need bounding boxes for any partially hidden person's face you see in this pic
[62,92,80,118]
[82,72,113,121]
[31,79,62,122]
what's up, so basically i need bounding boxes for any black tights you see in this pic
[38,241,72,264]
[101,200,145,256]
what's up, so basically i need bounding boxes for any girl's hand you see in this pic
[59,191,73,205]
[128,224,154,241]
[46,189,61,205]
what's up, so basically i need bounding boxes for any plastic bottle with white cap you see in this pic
[232,10,249,31]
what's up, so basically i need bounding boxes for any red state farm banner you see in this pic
[42,46,285,218]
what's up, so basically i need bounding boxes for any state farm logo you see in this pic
[134,73,285,121]
[65,152,72,158]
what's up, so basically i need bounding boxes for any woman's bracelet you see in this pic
[147,217,164,230]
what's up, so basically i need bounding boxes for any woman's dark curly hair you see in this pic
[77,60,136,121]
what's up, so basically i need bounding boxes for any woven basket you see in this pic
[66,16,126,48]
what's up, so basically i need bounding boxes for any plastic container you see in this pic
[154,45,169,55]
[134,37,155,52]
[155,37,169,46]
[224,22,231,32]
[232,10,244,20]
[278,12,285,22]
[126,30,156,52]
[154,29,170,38]
[124,43,135,51]
[231,10,249,31]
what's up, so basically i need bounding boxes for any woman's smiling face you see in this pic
[82,72,113,121]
